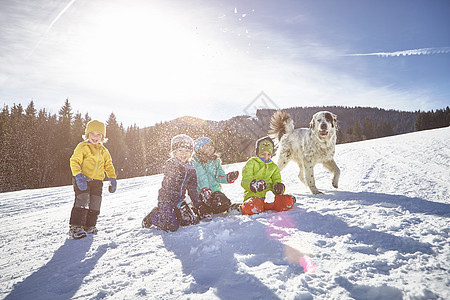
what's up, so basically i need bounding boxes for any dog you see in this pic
[269,110,340,194]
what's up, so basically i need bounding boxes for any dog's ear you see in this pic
[309,119,314,129]
[332,113,337,128]
[325,112,337,128]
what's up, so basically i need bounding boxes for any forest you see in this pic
[1,99,449,192]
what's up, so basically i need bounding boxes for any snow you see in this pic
[1,127,449,300]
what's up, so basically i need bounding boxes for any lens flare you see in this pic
[299,255,316,274]
[265,213,316,273]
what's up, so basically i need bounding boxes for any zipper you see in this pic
[180,167,188,199]
[173,158,188,199]
[94,144,100,178]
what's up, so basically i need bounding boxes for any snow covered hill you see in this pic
[1,127,449,300]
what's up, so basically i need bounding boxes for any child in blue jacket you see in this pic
[142,134,201,232]
[192,137,239,218]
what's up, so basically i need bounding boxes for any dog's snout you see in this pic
[320,123,328,130]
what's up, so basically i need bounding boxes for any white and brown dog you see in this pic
[269,110,340,194]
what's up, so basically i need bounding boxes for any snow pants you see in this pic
[240,195,294,215]
[150,200,199,232]
[70,177,102,227]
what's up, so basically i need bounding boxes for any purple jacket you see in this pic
[157,158,201,207]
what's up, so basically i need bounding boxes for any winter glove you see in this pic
[75,173,88,191]
[273,182,285,195]
[195,203,211,219]
[177,201,199,225]
[109,178,117,193]
[226,171,239,183]
[250,179,267,193]
[200,187,213,201]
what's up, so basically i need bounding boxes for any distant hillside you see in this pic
[211,106,418,144]
[139,106,420,173]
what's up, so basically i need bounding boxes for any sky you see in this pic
[0,0,449,127]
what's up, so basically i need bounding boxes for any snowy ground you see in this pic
[1,127,449,300]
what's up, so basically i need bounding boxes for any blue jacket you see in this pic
[192,156,228,193]
[157,158,201,207]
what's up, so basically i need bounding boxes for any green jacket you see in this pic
[241,157,282,200]
[192,156,228,193]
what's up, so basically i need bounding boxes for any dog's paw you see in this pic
[311,189,323,195]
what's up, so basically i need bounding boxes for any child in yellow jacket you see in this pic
[239,136,295,215]
[69,120,117,239]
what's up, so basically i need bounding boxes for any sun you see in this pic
[68,2,224,101]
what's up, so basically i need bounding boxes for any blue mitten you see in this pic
[75,173,88,191]
[109,178,117,193]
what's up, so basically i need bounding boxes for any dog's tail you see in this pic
[269,110,294,143]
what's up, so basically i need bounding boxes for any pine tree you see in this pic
[363,117,376,140]
[106,113,126,178]
[123,125,146,178]
[34,109,56,187]
[376,121,394,137]
[5,104,27,190]
[0,106,11,192]
[23,101,39,188]
[83,112,91,128]
[71,112,84,146]
[55,99,73,185]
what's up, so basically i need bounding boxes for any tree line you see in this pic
[414,107,450,131]
[1,100,449,193]
[0,100,248,192]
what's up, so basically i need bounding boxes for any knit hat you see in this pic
[255,136,274,156]
[85,120,106,138]
[171,134,194,153]
[194,137,213,152]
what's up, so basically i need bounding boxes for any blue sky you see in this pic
[1,0,449,127]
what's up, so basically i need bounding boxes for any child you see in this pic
[192,137,239,218]
[142,134,201,232]
[239,136,295,215]
[69,120,117,239]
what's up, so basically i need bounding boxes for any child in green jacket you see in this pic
[192,137,239,218]
[239,136,295,215]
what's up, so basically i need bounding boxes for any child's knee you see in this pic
[152,209,179,232]
[241,197,265,215]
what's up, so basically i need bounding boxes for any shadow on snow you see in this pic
[5,237,107,300]
[161,216,303,300]
[291,191,438,255]
[325,190,450,217]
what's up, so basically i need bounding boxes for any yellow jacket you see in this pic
[70,141,116,180]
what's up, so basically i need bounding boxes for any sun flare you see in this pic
[65,2,228,101]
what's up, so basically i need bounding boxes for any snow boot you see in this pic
[227,203,242,214]
[193,203,212,221]
[241,197,265,215]
[69,225,87,239]
[142,207,158,228]
[273,194,295,212]
[84,226,98,235]
[177,201,199,226]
